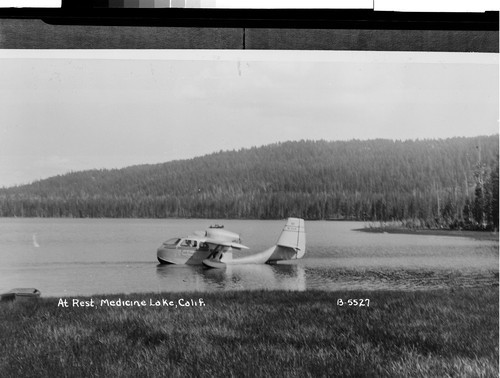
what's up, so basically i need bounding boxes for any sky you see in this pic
[0,50,498,187]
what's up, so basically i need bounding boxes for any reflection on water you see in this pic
[155,264,306,292]
[155,263,499,293]
[0,218,498,296]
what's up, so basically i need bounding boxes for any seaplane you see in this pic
[156,218,306,268]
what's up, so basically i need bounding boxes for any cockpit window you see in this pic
[164,238,181,246]
[180,239,197,248]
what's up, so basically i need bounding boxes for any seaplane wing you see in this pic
[203,238,250,250]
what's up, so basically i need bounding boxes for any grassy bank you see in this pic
[1,288,498,377]
[357,226,499,241]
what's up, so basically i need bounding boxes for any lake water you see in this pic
[0,218,498,297]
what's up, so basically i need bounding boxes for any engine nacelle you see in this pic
[205,228,241,243]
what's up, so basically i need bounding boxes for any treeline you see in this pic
[0,136,498,230]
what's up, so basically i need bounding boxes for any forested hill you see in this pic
[1,136,498,228]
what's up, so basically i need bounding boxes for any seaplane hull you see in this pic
[157,227,242,265]
[157,248,212,265]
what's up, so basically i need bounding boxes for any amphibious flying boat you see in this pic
[157,218,306,268]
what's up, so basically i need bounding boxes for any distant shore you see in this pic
[357,227,499,241]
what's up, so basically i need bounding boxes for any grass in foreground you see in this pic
[0,288,498,378]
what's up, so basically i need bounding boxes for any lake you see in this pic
[0,218,498,297]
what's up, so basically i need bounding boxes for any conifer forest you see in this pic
[1,136,498,230]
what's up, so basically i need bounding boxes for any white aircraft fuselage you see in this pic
[156,218,306,268]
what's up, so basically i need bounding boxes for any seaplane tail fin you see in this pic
[276,218,306,259]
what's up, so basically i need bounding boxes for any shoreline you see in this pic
[2,215,500,240]
[356,227,499,241]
